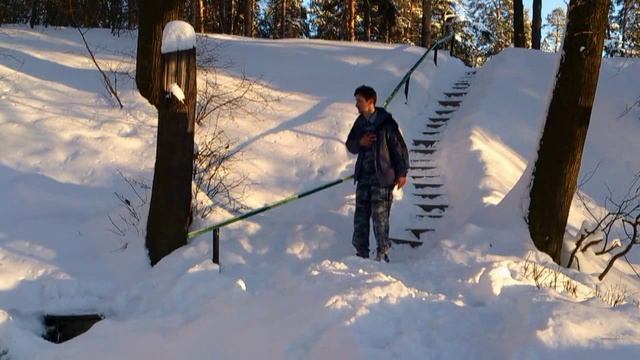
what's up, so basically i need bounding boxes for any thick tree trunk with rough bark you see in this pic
[146,45,197,266]
[528,0,611,263]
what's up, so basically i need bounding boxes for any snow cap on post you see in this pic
[161,21,196,54]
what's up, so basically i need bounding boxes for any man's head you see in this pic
[354,85,377,115]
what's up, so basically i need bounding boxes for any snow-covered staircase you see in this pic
[392,70,477,246]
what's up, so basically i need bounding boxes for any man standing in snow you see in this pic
[346,85,409,262]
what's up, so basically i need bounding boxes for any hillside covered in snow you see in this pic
[1,25,640,359]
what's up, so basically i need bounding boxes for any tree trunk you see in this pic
[127,0,137,30]
[513,0,526,47]
[199,0,205,33]
[220,0,230,33]
[135,0,182,108]
[280,0,286,38]
[110,0,123,34]
[532,0,542,49]
[421,0,432,48]
[146,45,197,266]
[229,0,236,34]
[528,0,610,264]
[244,0,252,37]
[621,0,629,54]
[363,0,371,41]
[30,0,40,28]
[346,0,355,41]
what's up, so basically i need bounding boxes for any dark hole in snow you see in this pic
[42,314,103,343]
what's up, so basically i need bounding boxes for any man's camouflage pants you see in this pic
[352,181,394,257]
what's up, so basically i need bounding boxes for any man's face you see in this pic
[355,95,374,115]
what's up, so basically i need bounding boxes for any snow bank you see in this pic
[1,26,640,359]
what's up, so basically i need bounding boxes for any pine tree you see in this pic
[309,0,346,39]
[542,7,566,53]
[462,0,514,59]
[260,0,309,38]
[615,0,640,56]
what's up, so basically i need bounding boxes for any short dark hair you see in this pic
[354,85,377,105]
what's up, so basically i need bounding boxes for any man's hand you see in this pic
[359,133,377,146]
[395,176,407,190]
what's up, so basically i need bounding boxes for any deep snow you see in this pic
[0,25,639,359]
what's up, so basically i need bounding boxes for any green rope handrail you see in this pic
[187,32,454,239]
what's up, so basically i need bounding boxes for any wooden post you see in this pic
[213,228,220,266]
[146,23,197,266]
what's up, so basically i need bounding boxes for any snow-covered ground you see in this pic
[1,25,639,359]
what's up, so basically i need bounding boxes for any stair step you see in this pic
[413,183,443,189]
[443,92,467,98]
[422,131,440,136]
[409,166,436,170]
[409,156,435,162]
[427,124,445,129]
[435,110,456,116]
[410,175,440,181]
[411,149,437,155]
[410,161,434,165]
[409,169,439,177]
[452,86,468,90]
[413,139,438,147]
[429,117,449,123]
[416,204,449,213]
[416,214,445,219]
[455,82,471,86]
[413,193,444,200]
[407,228,435,239]
[438,100,462,107]
[390,237,423,248]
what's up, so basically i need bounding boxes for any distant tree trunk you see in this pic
[146,43,197,266]
[30,0,40,28]
[136,0,182,108]
[244,0,253,36]
[220,0,230,33]
[528,0,610,263]
[363,0,371,41]
[280,0,286,38]
[229,0,236,34]
[532,0,542,49]
[421,0,431,47]
[346,0,355,41]
[193,0,204,33]
[84,0,99,27]
[110,0,123,34]
[513,0,526,47]
[620,0,629,54]
[127,0,137,30]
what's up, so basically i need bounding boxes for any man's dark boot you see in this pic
[375,252,389,263]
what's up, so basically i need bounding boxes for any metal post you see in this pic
[213,228,220,266]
